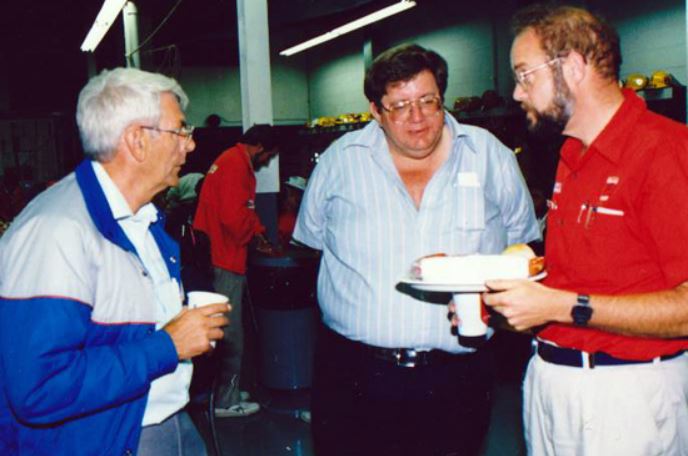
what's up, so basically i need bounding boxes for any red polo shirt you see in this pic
[194,143,265,275]
[540,89,688,360]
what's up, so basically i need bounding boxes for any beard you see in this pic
[524,67,573,140]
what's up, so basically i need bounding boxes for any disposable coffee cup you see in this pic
[186,291,229,347]
[452,293,487,348]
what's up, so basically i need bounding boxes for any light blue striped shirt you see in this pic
[293,114,540,353]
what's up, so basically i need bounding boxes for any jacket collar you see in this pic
[74,160,180,281]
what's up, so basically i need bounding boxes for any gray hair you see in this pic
[76,67,189,161]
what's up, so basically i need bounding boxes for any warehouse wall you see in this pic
[304,2,511,118]
[177,57,310,128]
[306,34,369,119]
[592,0,686,84]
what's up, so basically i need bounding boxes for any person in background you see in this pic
[482,5,688,454]
[0,68,229,455]
[194,124,279,418]
[293,44,539,456]
[165,173,213,292]
[166,172,204,211]
[182,114,231,175]
[277,176,307,250]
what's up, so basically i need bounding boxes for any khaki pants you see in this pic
[524,352,688,455]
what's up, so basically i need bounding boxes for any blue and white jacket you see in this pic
[0,160,181,455]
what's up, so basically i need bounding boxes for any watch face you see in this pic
[572,305,593,326]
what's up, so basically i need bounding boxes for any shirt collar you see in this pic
[444,112,477,154]
[561,89,646,168]
[92,161,158,224]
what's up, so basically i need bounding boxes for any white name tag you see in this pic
[458,172,480,187]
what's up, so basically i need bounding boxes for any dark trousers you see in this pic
[212,267,246,407]
[311,326,495,456]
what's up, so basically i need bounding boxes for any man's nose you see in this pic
[408,102,424,121]
[513,82,526,102]
[185,137,196,153]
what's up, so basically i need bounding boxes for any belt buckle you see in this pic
[395,349,417,367]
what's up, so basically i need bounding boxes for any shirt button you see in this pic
[142,270,149,277]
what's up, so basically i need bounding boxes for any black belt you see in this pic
[366,346,471,368]
[321,326,477,368]
[536,341,685,369]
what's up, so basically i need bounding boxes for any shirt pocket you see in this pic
[451,185,486,231]
[581,205,628,264]
[441,185,487,254]
[582,205,625,231]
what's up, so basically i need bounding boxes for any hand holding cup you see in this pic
[164,292,230,359]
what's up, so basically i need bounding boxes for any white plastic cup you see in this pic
[453,292,487,348]
[187,291,229,347]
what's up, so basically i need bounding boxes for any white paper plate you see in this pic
[398,271,547,293]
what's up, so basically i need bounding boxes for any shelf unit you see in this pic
[637,84,686,123]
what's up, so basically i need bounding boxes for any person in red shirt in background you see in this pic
[194,124,278,417]
[479,4,688,454]
[277,176,307,250]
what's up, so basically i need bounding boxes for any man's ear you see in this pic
[123,125,147,163]
[370,101,383,123]
[563,50,587,86]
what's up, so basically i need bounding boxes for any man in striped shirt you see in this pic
[294,44,540,456]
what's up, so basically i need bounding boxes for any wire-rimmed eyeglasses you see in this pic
[380,95,443,122]
[142,125,195,144]
[513,57,561,88]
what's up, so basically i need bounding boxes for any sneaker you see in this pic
[240,390,251,402]
[299,410,311,424]
[215,401,261,418]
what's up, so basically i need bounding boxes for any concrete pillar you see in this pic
[236,0,278,241]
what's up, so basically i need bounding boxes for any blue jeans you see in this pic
[137,411,207,456]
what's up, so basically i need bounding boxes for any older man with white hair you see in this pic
[0,68,229,455]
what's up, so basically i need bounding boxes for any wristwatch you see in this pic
[571,294,593,326]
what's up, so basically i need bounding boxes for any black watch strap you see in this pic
[572,294,593,326]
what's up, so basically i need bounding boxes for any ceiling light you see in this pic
[81,0,129,52]
[279,0,416,57]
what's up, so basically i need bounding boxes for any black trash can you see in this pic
[248,249,319,390]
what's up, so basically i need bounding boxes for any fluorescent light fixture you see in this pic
[280,0,416,56]
[81,0,129,52]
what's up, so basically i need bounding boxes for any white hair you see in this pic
[76,67,189,161]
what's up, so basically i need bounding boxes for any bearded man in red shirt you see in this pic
[194,124,278,417]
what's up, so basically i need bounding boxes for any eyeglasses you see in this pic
[380,95,443,122]
[513,57,561,88]
[142,125,195,144]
